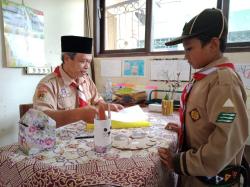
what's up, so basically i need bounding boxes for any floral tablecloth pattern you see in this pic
[0,110,179,187]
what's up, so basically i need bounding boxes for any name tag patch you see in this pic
[59,87,71,98]
[216,112,236,123]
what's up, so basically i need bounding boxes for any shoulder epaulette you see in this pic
[217,68,235,85]
[40,72,57,83]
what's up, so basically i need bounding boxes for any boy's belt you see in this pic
[197,165,248,187]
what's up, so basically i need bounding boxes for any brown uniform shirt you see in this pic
[33,65,103,111]
[175,57,249,187]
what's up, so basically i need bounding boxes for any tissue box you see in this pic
[18,109,56,155]
[148,103,162,112]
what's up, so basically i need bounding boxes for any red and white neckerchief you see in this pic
[54,66,88,108]
[178,63,235,151]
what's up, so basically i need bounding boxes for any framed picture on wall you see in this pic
[2,0,46,67]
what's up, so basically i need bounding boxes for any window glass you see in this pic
[96,0,250,56]
[228,0,250,43]
[105,0,146,50]
[151,0,217,51]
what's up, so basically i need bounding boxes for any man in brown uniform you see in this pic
[33,36,123,127]
[158,9,249,187]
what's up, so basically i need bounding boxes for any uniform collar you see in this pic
[58,65,88,85]
[199,56,230,71]
[59,65,77,86]
[77,74,88,84]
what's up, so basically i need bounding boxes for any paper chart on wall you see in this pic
[150,59,190,81]
[122,59,145,77]
[101,59,122,77]
[2,1,45,67]
[235,64,250,90]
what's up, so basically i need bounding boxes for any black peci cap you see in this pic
[61,35,92,54]
[165,8,228,46]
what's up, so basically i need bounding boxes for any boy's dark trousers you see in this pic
[176,155,249,187]
[197,156,249,187]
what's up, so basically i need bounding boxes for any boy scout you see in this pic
[158,8,249,187]
[33,36,123,127]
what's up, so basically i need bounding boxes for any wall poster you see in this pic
[2,0,45,67]
[150,59,190,81]
[235,64,250,90]
[122,59,145,77]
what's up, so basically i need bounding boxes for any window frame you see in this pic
[94,0,250,57]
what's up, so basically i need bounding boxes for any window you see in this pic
[105,0,146,50]
[227,0,250,44]
[94,0,250,56]
[151,0,217,52]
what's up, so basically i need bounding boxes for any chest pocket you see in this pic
[188,81,208,109]
[58,97,75,110]
[187,83,208,123]
[57,88,75,110]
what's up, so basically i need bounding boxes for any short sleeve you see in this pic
[33,83,57,111]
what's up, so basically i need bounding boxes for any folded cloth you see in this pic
[87,120,151,129]
[18,109,56,155]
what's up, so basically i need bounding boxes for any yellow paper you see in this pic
[87,120,151,130]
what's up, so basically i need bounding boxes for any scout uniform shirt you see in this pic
[33,65,103,111]
[174,57,249,187]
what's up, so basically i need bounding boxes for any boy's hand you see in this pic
[165,122,180,134]
[158,147,174,170]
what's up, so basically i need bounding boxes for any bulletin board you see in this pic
[150,58,191,81]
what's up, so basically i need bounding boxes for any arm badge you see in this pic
[190,108,200,121]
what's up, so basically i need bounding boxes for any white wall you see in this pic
[0,0,84,146]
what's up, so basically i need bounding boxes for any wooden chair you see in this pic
[19,104,33,118]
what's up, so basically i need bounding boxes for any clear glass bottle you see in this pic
[105,79,113,103]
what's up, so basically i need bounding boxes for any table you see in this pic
[0,109,179,187]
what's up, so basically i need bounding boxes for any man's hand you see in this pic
[44,106,99,127]
[158,147,174,170]
[109,103,124,111]
[80,105,98,123]
[98,101,124,112]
